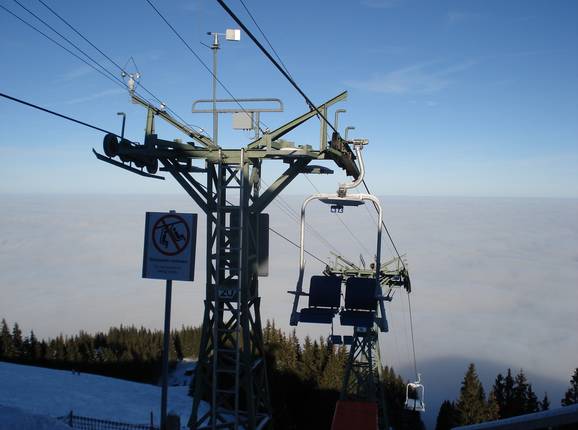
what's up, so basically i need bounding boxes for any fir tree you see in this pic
[526,383,539,413]
[540,393,550,411]
[435,400,459,430]
[486,390,500,421]
[0,319,14,358]
[512,369,529,414]
[456,363,488,425]
[11,323,23,357]
[496,368,516,418]
[561,368,578,406]
[492,372,505,416]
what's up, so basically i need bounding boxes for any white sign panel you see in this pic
[142,212,197,281]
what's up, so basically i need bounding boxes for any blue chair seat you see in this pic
[343,335,354,345]
[340,310,376,327]
[299,308,337,324]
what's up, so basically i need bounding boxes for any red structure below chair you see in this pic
[331,400,378,430]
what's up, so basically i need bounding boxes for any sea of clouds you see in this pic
[1,193,576,427]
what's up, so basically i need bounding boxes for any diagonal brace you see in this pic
[160,159,209,213]
[251,159,310,213]
[247,91,347,149]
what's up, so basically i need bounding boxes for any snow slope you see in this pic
[0,361,206,428]
[0,405,71,430]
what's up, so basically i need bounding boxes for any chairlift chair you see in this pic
[288,139,389,333]
[340,276,377,328]
[405,374,425,413]
[297,275,342,324]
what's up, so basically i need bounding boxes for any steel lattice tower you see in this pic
[94,90,360,429]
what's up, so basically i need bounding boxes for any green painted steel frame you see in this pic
[97,91,355,430]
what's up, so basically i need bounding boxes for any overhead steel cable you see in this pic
[237,0,293,80]
[260,178,342,255]
[185,178,330,266]
[0,4,126,91]
[0,91,119,136]
[361,180,407,270]
[216,0,339,134]
[33,0,203,135]
[10,0,127,88]
[269,228,326,266]
[407,293,419,378]
[36,0,127,77]
[227,0,418,377]
[143,0,269,133]
[3,2,162,114]
[361,179,420,381]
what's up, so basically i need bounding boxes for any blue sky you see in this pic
[1,0,577,197]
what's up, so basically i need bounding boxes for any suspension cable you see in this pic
[260,178,342,255]
[11,0,125,86]
[0,5,126,91]
[407,293,418,379]
[216,0,338,133]
[237,0,294,80]
[0,91,119,136]
[33,0,201,133]
[143,0,269,133]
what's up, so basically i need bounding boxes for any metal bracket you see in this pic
[92,149,165,180]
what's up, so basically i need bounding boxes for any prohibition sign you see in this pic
[152,214,191,256]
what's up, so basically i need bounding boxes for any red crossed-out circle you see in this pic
[152,214,191,256]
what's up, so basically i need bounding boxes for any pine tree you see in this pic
[435,400,459,430]
[499,368,515,418]
[11,323,23,357]
[0,319,14,358]
[456,363,488,425]
[512,370,529,414]
[540,393,550,411]
[561,368,578,406]
[485,390,500,421]
[492,373,505,417]
[526,384,539,413]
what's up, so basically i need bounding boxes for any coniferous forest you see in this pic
[0,317,201,383]
[1,317,576,429]
[435,363,578,430]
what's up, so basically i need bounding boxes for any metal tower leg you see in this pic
[340,329,388,430]
[189,157,271,430]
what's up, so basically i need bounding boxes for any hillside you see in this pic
[0,361,202,428]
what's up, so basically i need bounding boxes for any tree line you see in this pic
[0,317,425,429]
[435,363,578,430]
[0,318,202,383]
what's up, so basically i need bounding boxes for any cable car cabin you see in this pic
[331,400,378,430]
[405,378,425,413]
[297,275,342,324]
[340,277,377,328]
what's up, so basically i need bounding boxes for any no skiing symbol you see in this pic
[152,214,191,256]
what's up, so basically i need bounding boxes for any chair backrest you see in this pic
[308,276,342,309]
[344,277,377,311]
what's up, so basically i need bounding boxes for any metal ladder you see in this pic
[210,151,245,429]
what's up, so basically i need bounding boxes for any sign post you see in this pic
[143,210,197,430]
[161,278,172,430]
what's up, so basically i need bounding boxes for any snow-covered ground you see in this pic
[0,405,71,430]
[0,361,205,428]
[169,359,196,387]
